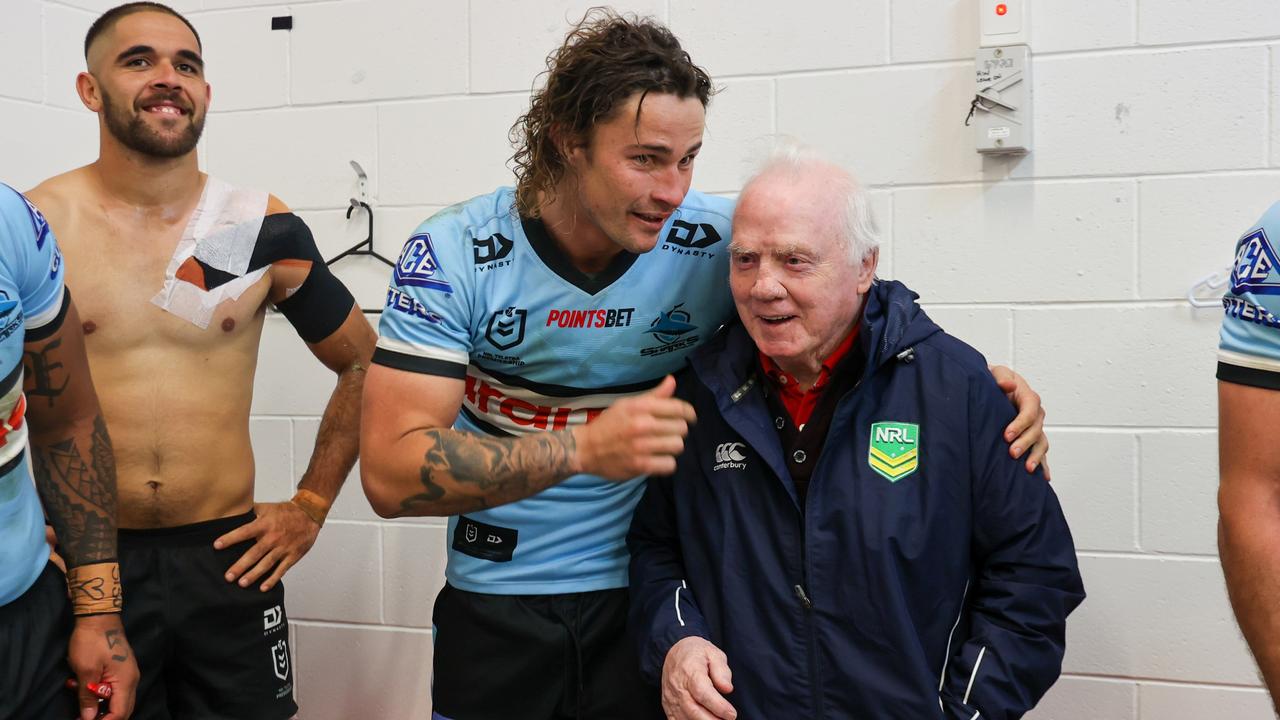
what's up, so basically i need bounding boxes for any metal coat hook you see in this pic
[324,161,395,313]
[350,160,369,203]
[1188,265,1231,308]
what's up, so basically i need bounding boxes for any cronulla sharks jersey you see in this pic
[0,183,68,605]
[1220,201,1280,389]
[375,186,734,594]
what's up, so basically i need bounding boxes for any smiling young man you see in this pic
[359,11,1051,720]
[26,3,375,718]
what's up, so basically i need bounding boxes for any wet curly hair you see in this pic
[510,8,713,218]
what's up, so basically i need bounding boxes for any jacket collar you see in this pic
[692,279,941,405]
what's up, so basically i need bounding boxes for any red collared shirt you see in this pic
[758,324,860,430]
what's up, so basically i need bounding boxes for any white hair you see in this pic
[740,137,880,264]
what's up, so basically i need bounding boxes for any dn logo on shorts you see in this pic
[263,605,283,632]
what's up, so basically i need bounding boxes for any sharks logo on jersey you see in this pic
[0,290,20,343]
[641,303,699,357]
[1231,228,1280,296]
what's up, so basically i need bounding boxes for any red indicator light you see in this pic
[996,3,1008,15]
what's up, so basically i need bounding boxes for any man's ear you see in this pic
[857,248,879,294]
[553,124,587,168]
[76,72,103,112]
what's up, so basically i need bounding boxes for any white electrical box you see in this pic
[973,44,1031,155]
[979,0,1028,47]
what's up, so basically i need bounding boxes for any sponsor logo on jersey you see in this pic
[472,233,514,271]
[453,515,518,563]
[869,421,919,482]
[545,308,635,329]
[394,233,453,293]
[464,374,606,431]
[486,307,527,350]
[662,220,722,259]
[477,351,525,367]
[19,193,51,250]
[641,303,699,357]
[49,245,61,279]
[1223,296,1280,329]
[1231,228,1280,296]
[712,442,747,472]
[0,290,22,343]
[385,287,444,324]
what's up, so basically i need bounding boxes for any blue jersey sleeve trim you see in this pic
[1218,361,1280,390]
[24,288,69,342]
[372,346,467,379]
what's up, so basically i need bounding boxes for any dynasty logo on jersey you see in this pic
[661,220,722,259]
[472,233,514,270]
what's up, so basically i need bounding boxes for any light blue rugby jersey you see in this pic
[0,183,68,606]
[375,186,734,594]
[1219,201,1280,389]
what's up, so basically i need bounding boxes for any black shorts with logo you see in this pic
[120,512,297,720]
[431,583,662,720]
[0,561,77,720]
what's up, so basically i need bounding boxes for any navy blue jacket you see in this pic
[628,280,1084,720]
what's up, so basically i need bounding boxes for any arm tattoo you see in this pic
[32,415,119,567]
[22,339,68,407]
[399,429,577,515]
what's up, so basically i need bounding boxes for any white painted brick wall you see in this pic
[10,2,1275,717]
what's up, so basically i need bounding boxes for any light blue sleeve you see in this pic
[374,206,476,377]
[1219,201,1280,388]
[0,184,66,331]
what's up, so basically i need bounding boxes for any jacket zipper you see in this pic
[795,512,824,719]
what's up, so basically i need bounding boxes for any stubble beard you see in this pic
[101,89,204,159]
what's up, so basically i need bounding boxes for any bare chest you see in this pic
[57,211,272,351]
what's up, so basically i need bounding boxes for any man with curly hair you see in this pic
[360,11,1050,719]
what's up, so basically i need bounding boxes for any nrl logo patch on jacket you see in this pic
[869,421,919,482]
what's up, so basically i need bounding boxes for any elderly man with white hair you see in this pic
[627,145,1085,720]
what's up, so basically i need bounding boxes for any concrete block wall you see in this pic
[3,0,1276,717]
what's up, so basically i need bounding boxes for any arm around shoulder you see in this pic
[939,371,1084,719]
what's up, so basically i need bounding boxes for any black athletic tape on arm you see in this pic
[255,213,356,343]
[276,265,356,343]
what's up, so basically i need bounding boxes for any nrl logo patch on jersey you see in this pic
[394,233,453,293]
[869,421,919,482]
[1231,228,1280,296]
